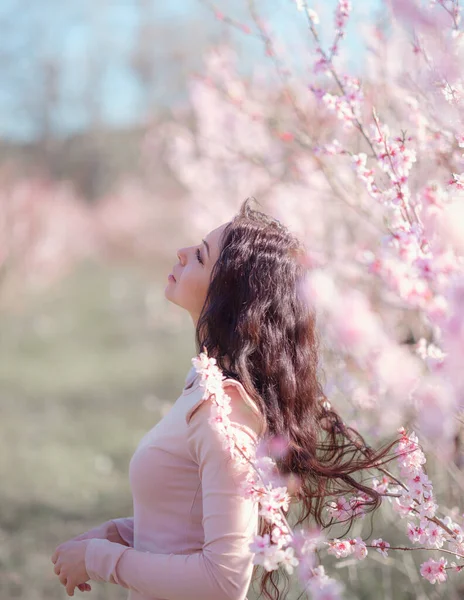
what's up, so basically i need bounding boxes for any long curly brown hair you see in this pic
[194,196,403,600]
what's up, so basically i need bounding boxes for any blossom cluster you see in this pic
[325,426,464,585]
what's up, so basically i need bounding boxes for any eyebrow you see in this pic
[202,238,210,260]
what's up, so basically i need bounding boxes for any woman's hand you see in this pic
[51,520,127,593]
[51,539,90,596]
[51,521,112,592]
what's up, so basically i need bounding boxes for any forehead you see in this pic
[205,222,230,249]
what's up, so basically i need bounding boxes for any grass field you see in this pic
[0,261,459,599]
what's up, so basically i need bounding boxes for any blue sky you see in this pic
[0,0,383,141]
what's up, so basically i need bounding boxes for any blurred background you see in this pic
[1,0,439,599]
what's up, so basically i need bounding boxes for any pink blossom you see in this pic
[280,546,300,574]
[249,533,271,553]
[350,537,368,560]
[371,538,391,558]
[420,557,448,584]
[334,0,352,35]
[271,525,292,548]
[326,538,353,558]
[307,9,319,25]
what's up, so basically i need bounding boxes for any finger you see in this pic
[52,545,64,563]
[54,563,61,576]
[79,583,91,592]
[66,580,75,596]
[77,583,91,591]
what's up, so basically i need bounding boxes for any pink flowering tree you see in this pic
[0,171,99,311]
[0,170,175,311]
[143,0,464,597]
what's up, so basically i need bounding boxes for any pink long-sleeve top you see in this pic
[85,365,267,600]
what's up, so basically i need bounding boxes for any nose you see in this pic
[177,248,186,265]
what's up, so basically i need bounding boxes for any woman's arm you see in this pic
[64,518,133,546]
[84,386,260,600]
[109,517,134,547]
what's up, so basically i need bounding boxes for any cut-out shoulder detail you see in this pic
[182,366,200,395]
[185,377,267,439]
[222,378,267,438]
[184,365,196,386]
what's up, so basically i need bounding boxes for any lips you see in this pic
[170,265,181,282]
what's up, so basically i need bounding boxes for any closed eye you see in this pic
[195,248,204,265]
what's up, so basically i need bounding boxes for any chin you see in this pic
[164,285,181,306]
[164,283,174,299]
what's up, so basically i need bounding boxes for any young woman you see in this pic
[51,197,398,600]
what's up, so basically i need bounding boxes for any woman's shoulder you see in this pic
[184,373,267,440]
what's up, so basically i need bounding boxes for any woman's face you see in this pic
[165,221,229,325]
